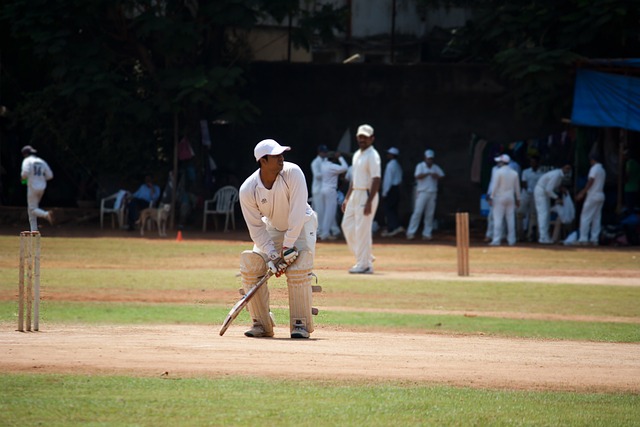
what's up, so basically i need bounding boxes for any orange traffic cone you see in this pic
[176,230,183,242]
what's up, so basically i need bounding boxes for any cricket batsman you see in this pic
[238,139,318,339]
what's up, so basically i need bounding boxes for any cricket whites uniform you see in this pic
[341,146,381,272]
[240,161,317,257]
[518,166,543,239]
[239,159,318,338]
[490,164,521,246]
[578,162,606,244]
[21,154,53,231]
[406,160,445,240]
[318,156,348,240]
[534,169,566,244]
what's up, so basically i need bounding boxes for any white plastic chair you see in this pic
[202,186,239,232]
[100,190,129,229]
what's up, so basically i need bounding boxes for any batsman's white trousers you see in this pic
[491,195,516,245]
[578,192,605,244]
[318,187,339,240]
[407,190,437,238]
[27,187,48,231]
[342,189,378,270]
[534,187,552,243]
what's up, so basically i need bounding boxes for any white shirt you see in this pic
[521,167,543,194]
[587,162,606,196]
[351,146,381,190]
[382,158,402,197]
[490,165,521,201]
[414,161,444,192]
[536,169,565,200]
[310,155,324,195]
[239,162,313,253]
[21,155,53,191]
[321,156,348,192]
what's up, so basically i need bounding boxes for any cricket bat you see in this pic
[219,269,274,336]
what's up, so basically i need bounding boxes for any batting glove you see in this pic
[267,250,280,262]
[282,247,298,266]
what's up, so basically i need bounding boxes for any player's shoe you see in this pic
[348,266,373,274]
[291,326,309,339]
[46,211,55,225]
[244,324,274,338]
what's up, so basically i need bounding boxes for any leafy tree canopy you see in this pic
[0,0,345,192]
[418,0,640,120]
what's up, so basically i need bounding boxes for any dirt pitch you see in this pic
[1,224,639,393]
[2,323,640,392]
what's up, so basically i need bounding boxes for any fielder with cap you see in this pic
[238,139,318,338]
[406,149,445,241]
[20,145,54,231]
[341,124,381,274]
[489,154,521,246]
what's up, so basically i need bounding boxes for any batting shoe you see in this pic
[349,266,373,274]
[244,324,274,338]
[291,326,310,339]
[46,210,56,226]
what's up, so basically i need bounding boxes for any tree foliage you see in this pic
[0,0,345,191]
[417,0,640,120]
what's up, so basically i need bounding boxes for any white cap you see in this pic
[494,154,510,163]
[387,147,399,156]
[254,139,291,161]
[356,124,374,137]
[425,149,435,158]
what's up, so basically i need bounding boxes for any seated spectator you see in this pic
[127,175,161,231]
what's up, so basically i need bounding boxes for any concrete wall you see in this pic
[210,62,558,230]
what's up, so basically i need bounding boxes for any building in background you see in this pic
[244,0,473,64]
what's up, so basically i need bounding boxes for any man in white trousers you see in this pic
[20,145,54,231]
[318,151,348,240]
[534,163,572,244]
[517,155,543,241]
[311,144,340,238]
[406,149,445,241]
[341,124,381,274]
[238,139,318,339]
[489,154,521,246]
[575,154,606,245]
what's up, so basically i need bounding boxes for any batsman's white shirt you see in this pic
[240,161,314,254]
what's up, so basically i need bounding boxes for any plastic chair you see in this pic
[100,190,130,229]
[202,186,239,232]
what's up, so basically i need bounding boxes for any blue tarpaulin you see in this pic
[571,68,640,132]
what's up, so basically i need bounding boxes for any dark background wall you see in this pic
[211,62,559,229]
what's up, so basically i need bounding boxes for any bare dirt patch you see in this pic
[2,324,638,392]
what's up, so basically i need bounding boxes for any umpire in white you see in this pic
[238,139,318,339]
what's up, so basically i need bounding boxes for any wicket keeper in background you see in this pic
[238,139,318,339]
[341,124,381,274]
[20,145,54,231]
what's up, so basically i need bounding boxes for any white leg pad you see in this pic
[285,250,314,334]
[240,250,273,335]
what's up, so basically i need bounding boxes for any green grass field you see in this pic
[0,234,639,426]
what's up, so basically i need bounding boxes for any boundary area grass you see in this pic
[1,374,639,427]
